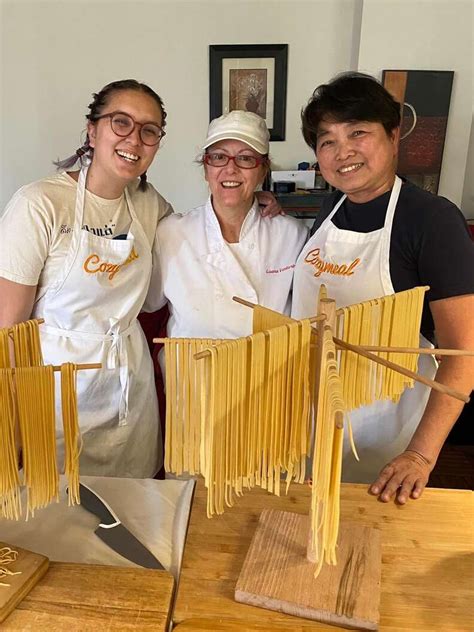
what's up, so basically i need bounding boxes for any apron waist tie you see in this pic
[40,320,139,426]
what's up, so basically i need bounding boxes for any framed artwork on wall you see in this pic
[209,44,288,141]
[382,69,454,194]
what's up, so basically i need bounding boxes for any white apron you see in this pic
[292,177,437,482]
[33,167,161,478]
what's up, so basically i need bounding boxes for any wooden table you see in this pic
[173,481,473,631]
[4,563,174,630]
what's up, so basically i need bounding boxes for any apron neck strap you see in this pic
[75,165,89,227]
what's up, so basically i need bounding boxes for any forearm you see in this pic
[407,355,474,464]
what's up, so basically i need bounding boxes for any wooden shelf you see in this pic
[275,191,333,218]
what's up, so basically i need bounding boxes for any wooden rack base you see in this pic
[235,509,381,631]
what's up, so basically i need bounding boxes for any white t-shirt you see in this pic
[0,172,173,298]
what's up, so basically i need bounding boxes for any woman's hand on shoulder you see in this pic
[255,191,285,218]
[368,449,433,504]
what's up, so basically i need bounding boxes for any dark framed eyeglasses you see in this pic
[93,111,165,146]
[204,152,266,169]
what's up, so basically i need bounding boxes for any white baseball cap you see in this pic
[203,110,270,155]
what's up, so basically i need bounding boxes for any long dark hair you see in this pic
[301,72,400,152]
[54,79,167,191]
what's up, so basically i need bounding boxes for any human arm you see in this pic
[0,277,37,327]
[142,220,168,313]
[370,293,474,503]
[255,190,284,217]
[0,277,37,461]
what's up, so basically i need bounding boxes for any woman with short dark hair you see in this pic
[293,72,474,504]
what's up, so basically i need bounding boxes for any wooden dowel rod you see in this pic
[345,345,474,356]
[333,337,470,403]
[6,318,45,334]
[232,296,256,308]
[66,363,102,371]
[9,363,101,373]
[194,349,214,360]
[310,315,327,324]
[231,296,325,323]
[335,286,430,315]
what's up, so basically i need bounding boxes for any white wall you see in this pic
[0,0,355,213]
[358,0,473,211]
[1,0,472,215]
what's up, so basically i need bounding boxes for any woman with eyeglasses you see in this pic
[144,110,308,341]
[0,79,173,478]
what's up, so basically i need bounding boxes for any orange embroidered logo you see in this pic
[83,247,139,280]
[304,248,360,278]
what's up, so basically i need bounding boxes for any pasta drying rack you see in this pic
[0,318,101,622]
[231,289,470,630]
[156,287,472,631]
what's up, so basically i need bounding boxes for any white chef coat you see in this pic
[292,176,437,482]
[33,166,161,478]
[149,196,308,339]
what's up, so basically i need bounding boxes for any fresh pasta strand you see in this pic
[10,320,43,368]
[61,363,81,506]
[0,369,21,520]
[0,547,21,587]
[163,338,227,476]
[0,329,11,368]
[338,287,427,410]
[252,304,295,333]
[167,321,313,516]
[15,365,58,517]
[310,326,346,577]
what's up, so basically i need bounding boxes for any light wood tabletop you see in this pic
[173,480,473,631]
[3,563,175,630]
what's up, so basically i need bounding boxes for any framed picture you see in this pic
[382,69,454,194]
[209,44,288,142]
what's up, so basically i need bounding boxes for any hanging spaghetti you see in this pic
[61,363,81,506]
[252,304,294,332]
[310,326,346,577]
[11,319,44,367]
[164,338,227,475]
[163,320,313,516]
[0,329,11,368]
[0,369,21,520]
[15,365,59,517]
[336,287,427,410]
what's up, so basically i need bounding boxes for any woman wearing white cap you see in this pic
[144,110,308,339]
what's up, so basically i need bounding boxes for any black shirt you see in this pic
[310,179,474,341]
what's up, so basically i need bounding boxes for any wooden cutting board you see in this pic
[0,541,49,623]
[0,547,175,630]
